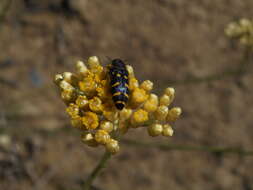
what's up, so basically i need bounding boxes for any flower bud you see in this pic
[75,95,89,109]
[148,124,163,137]
[167,107,182,122]
[140,80,153,91]
[59,80,74,91]
[89,97,103,113]
[131,88,148,105]
[82,112,99,129]
[66,103,79,117]
[120,108,132,121]
[155,106,169,121]
[95,130,110,145]
[81,132,98,147]
[143,94,158,112]
[54,74,63,85]
[162,124,173,136]
[131,109,149,126]
[100,121,114,133]
[106,139,120,154]
[76,60,88,77]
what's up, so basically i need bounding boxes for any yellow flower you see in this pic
[71,116,85,130]
[66,103,79,118]
[143,94,158,112]
[79,73,97,96]
[155,106,169,121]
[131,88,149,105]
[225,18,253,48]
[162,124,173,137]
[81,132,99,147]
[55,56,182,154]
[140,80,153,91]
[129,77,139,90]
[89,97,103,113]
[95,130,110,144]
[61,90,75,102]
[82,112,99,130]
[75,95,89,109]
[106,139,119,154]
[167,107,182,122]
[100,121,114,133]
[148,124,163,137]
[131,109,149,126]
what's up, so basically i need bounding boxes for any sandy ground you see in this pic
[0,0,253,190]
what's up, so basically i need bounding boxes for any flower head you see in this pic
[225,18,253,49]
[54,56,182,154]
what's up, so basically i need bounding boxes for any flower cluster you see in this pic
[54,56,181,154]
[225,18,253,49]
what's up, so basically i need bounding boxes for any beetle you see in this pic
[108,59,129,110]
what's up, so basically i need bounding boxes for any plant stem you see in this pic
[83,151,112,190]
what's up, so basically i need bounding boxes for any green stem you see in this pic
[83,151,112,190]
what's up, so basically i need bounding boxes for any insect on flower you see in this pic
[107,59,129,110]
[54,56,182,154]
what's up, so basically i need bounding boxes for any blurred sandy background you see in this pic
[0,0,253,190]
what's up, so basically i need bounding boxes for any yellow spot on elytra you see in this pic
[113,92,121,96]
[117,73,121,77]
[116,101,125,105]
[112,82,120,87]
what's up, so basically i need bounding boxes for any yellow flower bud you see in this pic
[162,124,173,136]
[81,132,98,147]
[106,139,120,154]
[129,77,139,90]
[159,94,172,106]
[54,74,63,85]
[89,97,103,113]
[167,107,182,122]
[119,108,132,121]
[82,112,99,129]
[71,116,85,130]
[66,103,79,117]
[79,77,96,95]
[103,106,118,121]
[140,80,153,91]
[131,88,148,105]
[76,60,88,77]
[148,124,163,137]
[155,106,169,121]
[95,130,110,144]
[143,94,158,112]
[62,72,74,83]
[100,121,114,133]
[96,81,110,99]
[59,80,74,91]
[126,65,134,77]
[164,87,175,102]
[131,109,149,126]
[88,56,100,68]
[75,95,89,109]
[61,90,75,102]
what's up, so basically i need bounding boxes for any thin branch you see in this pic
[122,139,253,156]
[83,151,112,190]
